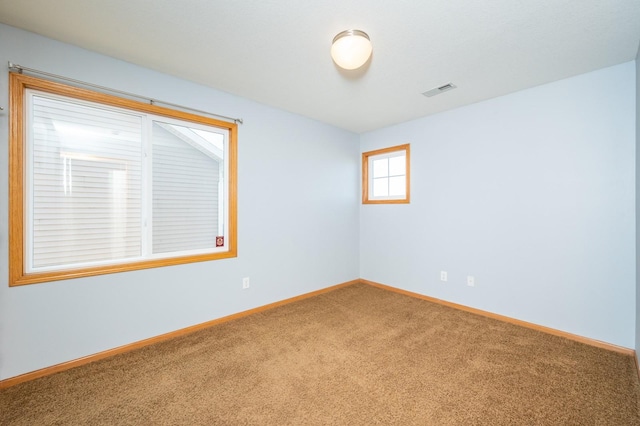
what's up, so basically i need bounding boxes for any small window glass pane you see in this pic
[372,158,388,178]
[373,177,389,197]
[389,176,406,196]
[388,155,405,176]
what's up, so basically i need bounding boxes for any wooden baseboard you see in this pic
[2,278,635,389]
[361,279,636,356]
[0,279,359,389]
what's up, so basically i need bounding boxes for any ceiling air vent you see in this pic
[422,83,457,97]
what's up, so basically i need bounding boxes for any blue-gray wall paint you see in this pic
[0,24,361,379]
[0,23,637,381]
[360,62,636,348]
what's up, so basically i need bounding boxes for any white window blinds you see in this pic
[151,121,222,254]
[29,94,143,270]
[26,90,228,273]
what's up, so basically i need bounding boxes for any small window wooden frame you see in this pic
[9,73,238,286]
[362,144,410,204]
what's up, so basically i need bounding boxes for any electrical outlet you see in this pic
[440,271,448,282]
[467,276,475,287]
[242,277,250,289]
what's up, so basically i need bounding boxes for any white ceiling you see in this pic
[1,0,639,133]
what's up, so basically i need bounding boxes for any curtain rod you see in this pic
[7,62,243,125]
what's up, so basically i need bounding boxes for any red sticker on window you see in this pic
[216,236,224,247]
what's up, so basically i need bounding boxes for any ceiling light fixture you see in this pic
[330,29,372,70]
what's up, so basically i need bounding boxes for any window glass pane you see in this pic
[388,155,406,176]
[372,158,388,178]
[389,176,406,196]
[152,122,223,254]
[191,128,224,153]
[30,94,142,269]
[373,177,389,197]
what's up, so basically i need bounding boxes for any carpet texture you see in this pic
[1,283,639,425]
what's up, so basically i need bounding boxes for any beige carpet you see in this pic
[1,283,639,425]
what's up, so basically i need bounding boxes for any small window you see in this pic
[362,144,410,204]
[9,73,237,286]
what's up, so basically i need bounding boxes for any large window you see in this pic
[362,144,410,204]
[9,73,237,286]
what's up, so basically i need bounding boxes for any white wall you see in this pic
[635,45,639,361]
[0,24,360,380]
[361,62,636,348]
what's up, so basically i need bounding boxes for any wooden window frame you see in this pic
[362,144,410,204]
[9,73,238,286]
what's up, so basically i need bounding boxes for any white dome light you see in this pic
[330,30,372,70]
